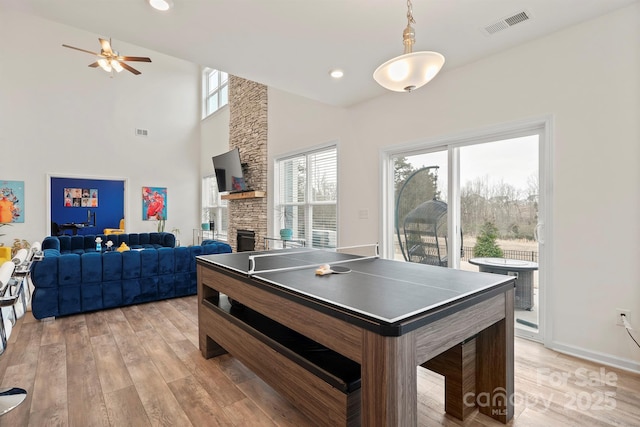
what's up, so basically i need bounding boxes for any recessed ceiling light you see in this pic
[330,69,344,79]
[148,0,173,11]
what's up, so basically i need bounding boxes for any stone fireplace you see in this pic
[226,76,267,252]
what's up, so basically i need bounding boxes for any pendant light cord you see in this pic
[406,0,416,25]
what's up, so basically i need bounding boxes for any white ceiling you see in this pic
[3,0,638,106]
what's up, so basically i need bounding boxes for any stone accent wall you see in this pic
[227,75,267,251]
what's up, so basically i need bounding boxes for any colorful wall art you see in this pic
[142,186,167,220]
[64,187,98,208]
[0,180,25,223]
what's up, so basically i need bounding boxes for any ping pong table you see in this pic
[197,248,515,426]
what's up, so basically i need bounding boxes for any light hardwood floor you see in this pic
[1,296,638,426]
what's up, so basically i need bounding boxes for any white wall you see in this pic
[200,107,230,177]
[0,10,202,244]
[267,90,352,236]
[200,106,230,236]
[268,4,640,371]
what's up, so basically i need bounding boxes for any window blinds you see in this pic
[276,146,337,248]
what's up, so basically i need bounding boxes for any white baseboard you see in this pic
[549,341,640,374]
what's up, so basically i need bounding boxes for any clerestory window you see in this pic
[202,68,228,118]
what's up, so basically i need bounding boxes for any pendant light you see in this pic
[373,0,445,92]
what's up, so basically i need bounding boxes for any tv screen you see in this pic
[212,148,249,193]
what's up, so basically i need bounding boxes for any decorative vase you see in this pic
[201,223,210,231]
[279,228,293,241]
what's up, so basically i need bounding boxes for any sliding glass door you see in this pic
[385,123,549,340]
[459,136,540,335]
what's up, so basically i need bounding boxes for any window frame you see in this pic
[201,174,228,241]
[202,68,229,119]
[274,144,338,248]
[381,116,553,343]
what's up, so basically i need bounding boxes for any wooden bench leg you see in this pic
[421,337,477,420]
[200,334,228,359]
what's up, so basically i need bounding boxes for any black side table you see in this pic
[469,257,538,310]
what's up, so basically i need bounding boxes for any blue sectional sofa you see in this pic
[31,233,231,319]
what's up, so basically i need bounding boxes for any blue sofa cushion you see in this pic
[80,253,103,311]
[158,247,174,274]
[84,235,96,251]
[70,236,85,254]
[103,252,122,280]
[32,256,58,288]
[140,249,159,277]
[162,233,176,248]
[123,251,141,279]
[81,253,102,283]
[149,233,161,246]
[58,236,71,252]
[139,234,150,246]
[59,254,81,285]
[129,233,140,247]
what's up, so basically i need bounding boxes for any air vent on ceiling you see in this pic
[135,128,148,137]
[483,10,532,35]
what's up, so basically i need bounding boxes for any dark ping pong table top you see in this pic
[197,248,515,328]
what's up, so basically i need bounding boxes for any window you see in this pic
[202,175,228,240]
[275,146,337,248]
[202,68,228,118]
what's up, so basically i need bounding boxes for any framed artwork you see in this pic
[65,187,98,207]
[0,180,25,223]
[142,186,167,220]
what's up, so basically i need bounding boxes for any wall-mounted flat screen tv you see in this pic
[212,148,250,193]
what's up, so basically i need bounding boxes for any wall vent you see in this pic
[135,128,148,137]
[483,10,532,35]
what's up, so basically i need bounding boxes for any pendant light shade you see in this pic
[373,51,444,92]
[373,0,444,92]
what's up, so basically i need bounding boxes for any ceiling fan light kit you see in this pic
[97,58,112,72]
[62,38,151,76]
[111,60,124,73]
[373,0,445,92]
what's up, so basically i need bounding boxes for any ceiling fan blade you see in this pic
[119,62,141,75]
[117,56,152,63]
[62,44,99,56]
[88,62,100,68]
[99,38,113,55]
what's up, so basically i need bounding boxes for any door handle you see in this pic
[535,223,544,244]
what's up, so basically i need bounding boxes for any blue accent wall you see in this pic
[51,177,124,235]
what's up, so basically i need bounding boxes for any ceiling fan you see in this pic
[62,38,151,75]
